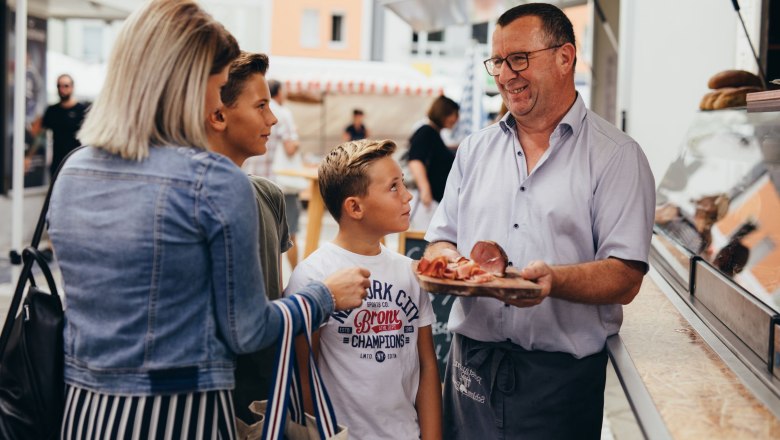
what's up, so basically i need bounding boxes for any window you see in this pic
[428,30,444,42]
[300,9,320,48]
[82,26,103,62]
[331,13,344,43]
[472,22,489,45]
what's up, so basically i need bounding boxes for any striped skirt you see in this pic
[61,385,237,440]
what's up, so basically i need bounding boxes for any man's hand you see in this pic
[423,241,459,260]
[496,260,551,308]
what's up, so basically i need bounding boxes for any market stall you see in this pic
[266,56,448,158]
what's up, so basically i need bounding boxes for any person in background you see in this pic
[48,2,369,438]
[286,139,441,440]
[407,95,460,230]
[424,3,655,439]
[343,108,369,141]
[28,74,89,177]
[203,51,295,423]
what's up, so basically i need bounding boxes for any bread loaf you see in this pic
[711,86,762,110]
[699,90,722,110]
[708,70,762,89]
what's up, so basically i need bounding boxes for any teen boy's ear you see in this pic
[206,108,228,133]
[342,196,365,220]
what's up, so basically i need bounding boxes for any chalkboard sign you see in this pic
[398,230,427,260]
[399,230,453,381]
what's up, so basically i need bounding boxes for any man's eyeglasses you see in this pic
[483,44,563,76]
[57,83,72,89]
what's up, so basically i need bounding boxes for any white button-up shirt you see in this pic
[426,95,655,358]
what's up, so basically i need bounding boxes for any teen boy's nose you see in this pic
[401,184,413,203]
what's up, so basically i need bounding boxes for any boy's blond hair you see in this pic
[319,139,397,221]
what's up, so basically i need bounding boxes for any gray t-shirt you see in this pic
[248,175,292,300]
[426,95,656,358]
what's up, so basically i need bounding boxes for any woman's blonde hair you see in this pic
[78,0,240,160]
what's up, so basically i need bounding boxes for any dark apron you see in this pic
[442,334,608,440]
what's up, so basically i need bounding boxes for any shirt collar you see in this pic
[498,93,586,139]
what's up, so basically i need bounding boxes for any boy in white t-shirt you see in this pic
[285,139,442,440]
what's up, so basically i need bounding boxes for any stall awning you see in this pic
[268,56,445,97]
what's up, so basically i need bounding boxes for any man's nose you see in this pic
[497,62,519,84]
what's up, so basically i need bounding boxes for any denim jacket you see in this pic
[48,146,333,394]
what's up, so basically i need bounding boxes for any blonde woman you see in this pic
[47,1,369,438]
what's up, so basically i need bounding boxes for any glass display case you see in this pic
[652,106,780,389]
[655,108,780,310]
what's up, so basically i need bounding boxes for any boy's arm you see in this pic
[415,325,442,440]
[294,329,322,414]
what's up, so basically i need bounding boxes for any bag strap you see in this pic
[0,146,84,359]
[261,301,297,440]
[262,297,341,440]
[289,295,340,439]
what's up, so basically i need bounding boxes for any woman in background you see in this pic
[408,95,460,230]
[48,1,368,438]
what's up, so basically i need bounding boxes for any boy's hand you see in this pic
[324,267,370,311]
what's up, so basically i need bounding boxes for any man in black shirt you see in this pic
[38,74,89,176]
[343,108,369,141]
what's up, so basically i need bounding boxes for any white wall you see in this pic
[382,10,415,63]
[618,1,741,184]
[201,0,271,53]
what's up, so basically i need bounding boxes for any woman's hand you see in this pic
[324,267,370,310]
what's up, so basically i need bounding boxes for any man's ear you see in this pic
[342,196,364,220]
[207,108,227,132]
[558,43,576,74]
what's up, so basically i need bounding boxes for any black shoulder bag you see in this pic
[0,146,83,439]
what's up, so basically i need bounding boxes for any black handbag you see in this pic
[0,147,81,439]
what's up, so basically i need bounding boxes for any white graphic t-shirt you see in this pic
[284,242,435,440]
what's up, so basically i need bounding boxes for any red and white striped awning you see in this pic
[282,79,443,96]
[269,56,444,97]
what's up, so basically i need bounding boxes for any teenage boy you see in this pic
[204,51,290,423]
[285,139,442,440]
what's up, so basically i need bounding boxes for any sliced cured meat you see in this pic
[416,250,496,284]
[470,240,508,277]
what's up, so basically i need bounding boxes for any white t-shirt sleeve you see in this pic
[414,276,436,328]
[284,260,319,298]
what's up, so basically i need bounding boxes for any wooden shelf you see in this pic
[746,90,780,112]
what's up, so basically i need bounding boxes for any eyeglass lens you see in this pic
[486,54,528,75]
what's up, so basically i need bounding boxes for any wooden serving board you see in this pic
[412,261,542,300]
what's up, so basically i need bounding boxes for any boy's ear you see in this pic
[342,196,364,220]
[206,108,227,132]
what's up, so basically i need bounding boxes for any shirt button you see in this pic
[516,151,522,156]
[520,186,526,192]
[513,223,519,229]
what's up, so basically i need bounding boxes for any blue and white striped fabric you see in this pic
[261,297,343,440]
